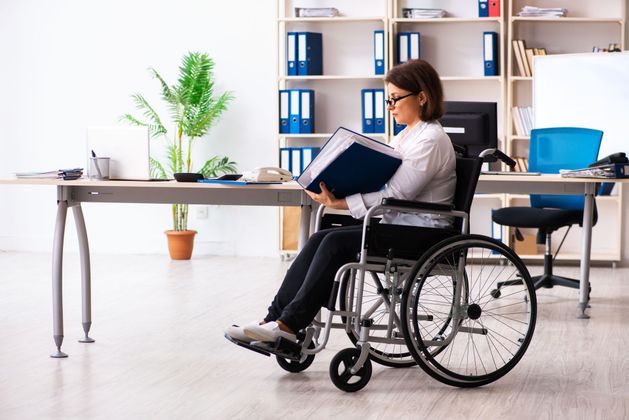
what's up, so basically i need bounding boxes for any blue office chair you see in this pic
[492,127,603,293]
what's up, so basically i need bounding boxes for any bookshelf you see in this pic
[276,0,627,263]
[505,0,626,262]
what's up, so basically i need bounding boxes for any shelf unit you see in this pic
[505,0,626,262]
[275,0,627,262]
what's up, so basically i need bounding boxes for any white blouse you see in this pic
[345,120,457,228]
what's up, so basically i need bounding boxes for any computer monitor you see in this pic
[439,101,498,158]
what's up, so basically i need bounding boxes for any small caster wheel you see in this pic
[329,348,372,392]
[490,289,501,299]
[276,342,315,373]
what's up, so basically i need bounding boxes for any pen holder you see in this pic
[88,157,110,180]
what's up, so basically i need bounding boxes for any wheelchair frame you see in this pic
[228,196,537,392]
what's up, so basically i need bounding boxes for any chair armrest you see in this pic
[381,198,454,212]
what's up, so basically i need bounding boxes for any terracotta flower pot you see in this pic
[165,230,197,260]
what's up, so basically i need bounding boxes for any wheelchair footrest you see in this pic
[224,334,303,361]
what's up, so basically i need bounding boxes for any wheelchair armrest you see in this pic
[381,198,454,212]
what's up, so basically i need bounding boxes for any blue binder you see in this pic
[301,147,320,172]
[279,148,291,172]
[373,89,385,133]
[361,89,374,133]
[291,148,303,176]
[409,32,420,60]
[397,32,410,64]
[296,127,402,199]
[297,32,323,75]
[478,0,489,17]
[374,30,385,75]
[279,90,290,133]
[289,90,301,134]
[299,89,314,133]
[394,122,406,135]
[287,32,298,76]
[483,31,498,76]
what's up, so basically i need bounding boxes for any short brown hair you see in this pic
[385,59,444,121]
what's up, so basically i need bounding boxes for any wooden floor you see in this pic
[1,251,628,419]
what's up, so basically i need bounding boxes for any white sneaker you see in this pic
[225,323,256,342]
[243,321,296,343]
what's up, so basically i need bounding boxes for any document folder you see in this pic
[489,0,500,17]
[361,89,374,133]
[374,30,385,75]
[291,148,302,176]
[297,32,323,75]
[373,89,385,133]
[287,32,298,76]
[279,90,290,133]
[397,32,409,64]
[297,127,402,198]
[478,0,489,17]
[299,89,314,133]
[289,90,301,133]
[409,32,420,60]
[301,147,320,171]
[483,31,498,76]
[279,148,291,172]
[394,121,406,135]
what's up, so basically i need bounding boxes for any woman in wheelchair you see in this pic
[226,59,537,392]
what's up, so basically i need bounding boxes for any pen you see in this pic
[91,150,103,179]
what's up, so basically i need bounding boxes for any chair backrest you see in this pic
[453,157,483,230]
[529,127,603,209]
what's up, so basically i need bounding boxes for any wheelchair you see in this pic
[226,157,537,392]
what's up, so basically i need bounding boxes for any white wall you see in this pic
[0,0,281,256]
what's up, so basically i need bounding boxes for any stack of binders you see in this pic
[478,0,501,17]
[393,121,406,135]
[397,32,420,64]
[279,89,315,134]
[287,32,323,76]
[361,89,385,134]
[279,147,321,177]
[483,31,499,76]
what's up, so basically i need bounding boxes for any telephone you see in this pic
[241,167,293,182]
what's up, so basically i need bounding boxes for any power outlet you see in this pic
[196,206,208,219]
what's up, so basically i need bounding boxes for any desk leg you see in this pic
[51,200,68,358]
[297,204,312,251]
[577,183,596,319]
[72,205,95,343]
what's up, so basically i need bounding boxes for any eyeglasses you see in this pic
[384,92,418,107]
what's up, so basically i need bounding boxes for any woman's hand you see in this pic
[305,182,349,210]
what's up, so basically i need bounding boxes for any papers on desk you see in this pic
[197,180,282,185]
[560,163,629,179]
[14,168,83,180]
[482,171,541,176]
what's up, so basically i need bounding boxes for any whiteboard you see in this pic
[533,52,629,159]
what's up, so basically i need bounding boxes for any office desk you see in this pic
[0,179,313,358]
[477,174,629,320]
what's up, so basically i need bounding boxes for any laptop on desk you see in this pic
[87,126,161,180]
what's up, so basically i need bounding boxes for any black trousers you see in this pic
[265,225,363,332]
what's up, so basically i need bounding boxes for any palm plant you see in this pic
[122,52,236,231]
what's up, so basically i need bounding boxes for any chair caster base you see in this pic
[79,336,95,343]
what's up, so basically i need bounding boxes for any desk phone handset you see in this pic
[588,152,628,168]
[242,167,293,182]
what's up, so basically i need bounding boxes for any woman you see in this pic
[226,59,456,343]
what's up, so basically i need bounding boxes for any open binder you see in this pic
[297,127,402,198]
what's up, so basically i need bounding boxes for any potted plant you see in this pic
[122,52,237,260]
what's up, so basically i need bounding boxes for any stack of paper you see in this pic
[560,163,628,179]
[15,168,83,180]
[402,8,447,19]
[294,7,340,17]
[518,6,567,17]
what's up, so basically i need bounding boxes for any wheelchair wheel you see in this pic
[401,234,537,388]
[276,341,315,373]
[329,348,372,392]
[339,272,415,368]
